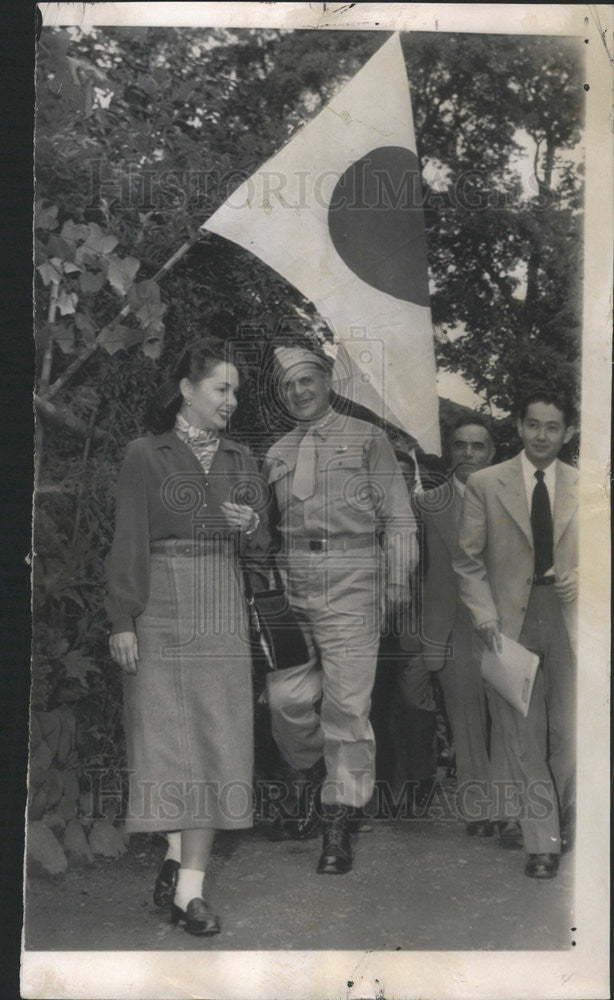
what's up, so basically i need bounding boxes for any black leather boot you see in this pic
[295,758,325,840]
[316,804,352,874]
[269,758,325,841]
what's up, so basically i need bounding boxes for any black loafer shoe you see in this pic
[497,820,523,850]
[170,897,221,936]
[467,821,494,838]
[525,853,559,879]
[153,858,180,908]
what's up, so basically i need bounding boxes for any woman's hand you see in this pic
[109,632,139,674]
[220,502,258,533]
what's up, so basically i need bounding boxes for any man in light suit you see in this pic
[454,389,578,879]
[418,416,500,835]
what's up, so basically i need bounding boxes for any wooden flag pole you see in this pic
[34,280,61,484]
[45,230,205,402]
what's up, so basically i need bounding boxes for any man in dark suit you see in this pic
[370,448,442,812]
[418,415,501,835]
[454,388,577,879]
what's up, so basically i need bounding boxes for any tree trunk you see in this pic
[522,134,554,340]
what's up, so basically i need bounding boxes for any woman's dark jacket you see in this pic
[105,430,269,634]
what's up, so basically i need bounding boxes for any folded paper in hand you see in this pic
[481,634,540,717]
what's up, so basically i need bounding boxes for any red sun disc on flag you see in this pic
[328,146,430,307]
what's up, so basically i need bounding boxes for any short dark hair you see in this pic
[517,388,576,427]
[449,413,495,444]
[144,336,235,434]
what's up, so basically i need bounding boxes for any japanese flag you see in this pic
[202,33,440,454]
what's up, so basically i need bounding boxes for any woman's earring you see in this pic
[186,398,192,406]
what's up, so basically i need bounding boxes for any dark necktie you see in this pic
[531,469,553,578]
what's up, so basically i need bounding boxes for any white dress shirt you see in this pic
[452,474,466,500]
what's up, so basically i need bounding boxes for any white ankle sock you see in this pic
[165,832,181,863]
[174,867,205,910]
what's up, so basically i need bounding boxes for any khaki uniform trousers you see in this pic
[266,548,383,808]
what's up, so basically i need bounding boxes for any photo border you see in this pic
[22,4,612,998]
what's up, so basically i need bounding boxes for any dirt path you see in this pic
[25,811,573,952]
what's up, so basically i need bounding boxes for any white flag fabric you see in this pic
[202,33,440,454]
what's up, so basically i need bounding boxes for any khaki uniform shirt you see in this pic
[264,410,415,585]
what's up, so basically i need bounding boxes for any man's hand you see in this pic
[476,619,502,653]
[109,632,139,674]
[555,570,577,605]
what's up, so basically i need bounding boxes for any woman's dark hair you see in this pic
[144,336,235,434]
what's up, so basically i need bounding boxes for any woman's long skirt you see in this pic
[122,548,254,832]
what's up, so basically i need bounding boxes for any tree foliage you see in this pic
[33,26,584,777]
[404,33,583,416]
[36,27,583,417]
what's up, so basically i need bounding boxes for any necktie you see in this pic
[292,429,316,501]
[531,469,553,577]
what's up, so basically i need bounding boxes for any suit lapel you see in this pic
[553,461,578,548]
[496,456,533,549]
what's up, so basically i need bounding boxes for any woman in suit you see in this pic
[106,337,268,935]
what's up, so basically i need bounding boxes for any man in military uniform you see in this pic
[263,346,417,874]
